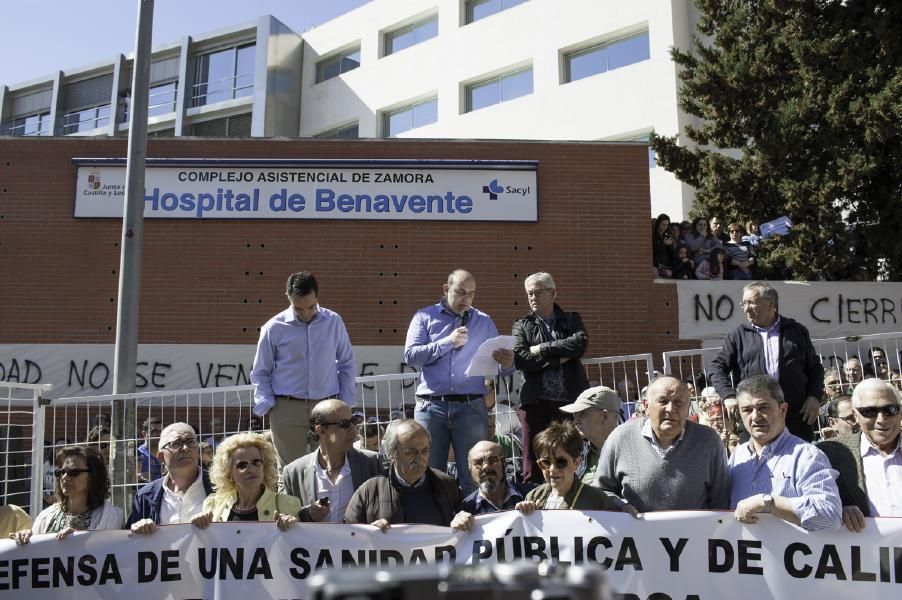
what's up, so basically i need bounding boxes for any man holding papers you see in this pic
[513,272,590,483]
[404,269,515,495]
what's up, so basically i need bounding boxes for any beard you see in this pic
[479,478,498,496]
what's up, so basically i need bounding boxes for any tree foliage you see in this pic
[650,0,902,280]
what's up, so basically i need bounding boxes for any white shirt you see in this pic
[314,453,354,523]
[160,472,208,524]
[860,433,902,517]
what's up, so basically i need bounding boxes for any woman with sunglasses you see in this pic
[516,421,638,515]
[190,433,300,531]
[10,445,124,544]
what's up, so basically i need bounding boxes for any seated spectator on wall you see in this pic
[685,217,723,267]
[743,220,762,246]
[516,421,638,514]
[128,423,213,533]
[724,223,756,280]
[695,247,726,280]
[672,245,694,280]
[190,433,300,531]
[344,419,462,530]
[10,445,124,544]
[679,220,692,243]
[652,213,675,278]
[710,216,730,244]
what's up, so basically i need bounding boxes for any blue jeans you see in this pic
[414,396,487,495]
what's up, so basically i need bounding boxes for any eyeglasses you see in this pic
[320,419,353,429]
[537,457,571,470]
[835,414,857,425]
[55,468,90,478]
[472,455,502,468]
[728,229,741,233]
[740,299,769,308]
[855,404,901,419]
[526,288,551,298]
[233,458,264,471]
[162,438,198,451]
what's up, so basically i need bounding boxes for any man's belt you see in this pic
[276,395,327,402]
[418,394,484,402]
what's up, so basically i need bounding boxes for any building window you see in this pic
[316,47,361,83]
[383,97,437,137]
[190,113,252,137]
[4,112,51,136]
[465,0,528,24]
[192,44,256,107]
[148,81,178,116]
[385,15,438,56]
[315,122,360,139]
[564,31,650,83]
[466,67,532,112]
[62,105,111,134]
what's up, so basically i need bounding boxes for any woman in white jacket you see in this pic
[9,445,123,544]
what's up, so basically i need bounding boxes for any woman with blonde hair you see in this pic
[190,433,300,530]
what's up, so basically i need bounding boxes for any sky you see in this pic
[0,0,371,85]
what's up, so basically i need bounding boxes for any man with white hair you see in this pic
[344,419,462,530]
[819,378,902,531]
[513,271,590,483]
[128,423,213,533]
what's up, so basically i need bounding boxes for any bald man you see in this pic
[594,376,731,512]
[404,269,514,494]
[282,399,381,523]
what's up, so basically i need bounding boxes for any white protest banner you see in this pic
[676,280,902,340]
[1,511,898,599]
[73,159,538,221]
[0,344,409,400]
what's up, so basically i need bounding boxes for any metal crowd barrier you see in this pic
[581,353,655,418]
[0,382,52,517]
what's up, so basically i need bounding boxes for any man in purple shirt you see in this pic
[404,269,514,494]
[251,272,356,467]
[710,281,823,441]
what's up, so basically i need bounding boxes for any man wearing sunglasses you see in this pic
[819,378,902,531]
[730,375,841,531]
[127,423,213,533]
[282,399,381,523]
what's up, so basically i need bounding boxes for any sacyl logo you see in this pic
[482,179,504,200]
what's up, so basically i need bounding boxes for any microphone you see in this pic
[456,310,470,351]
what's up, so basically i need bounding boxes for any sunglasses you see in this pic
[233,458,264,471]
[472,455,502,468]
[162,438,198,451]
[856,404,901,419]
[537,457,571,470]
[320,419,353,429]
[55,468,90,478]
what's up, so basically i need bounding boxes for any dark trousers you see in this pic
[517,402,573,484]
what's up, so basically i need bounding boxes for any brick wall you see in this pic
[0,137,697,361]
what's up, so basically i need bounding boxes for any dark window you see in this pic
[385,16,438,55]
[316,47,361,83]
[193,44,256,107]
[466,67,533,112]
[466,0,528,24]
[384,98,438,137]
[564,31,650,83]
[315,122,360,139]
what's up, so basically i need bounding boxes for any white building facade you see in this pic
[0,0,701,218]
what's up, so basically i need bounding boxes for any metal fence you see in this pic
[582,353,656,419]
[0,382,51,517]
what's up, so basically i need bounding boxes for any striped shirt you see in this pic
[729,427,842,531]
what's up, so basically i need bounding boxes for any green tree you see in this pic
[650,0,902,280]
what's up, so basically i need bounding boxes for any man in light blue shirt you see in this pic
[404,269,514,494]
[251,271,356,467]
[730,375,841,532]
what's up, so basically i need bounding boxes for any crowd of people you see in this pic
[3,275,900,551]
[653,213,761,280]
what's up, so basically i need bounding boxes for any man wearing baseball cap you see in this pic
[560,386,622,485]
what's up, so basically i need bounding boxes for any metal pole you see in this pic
[112,0,154,509]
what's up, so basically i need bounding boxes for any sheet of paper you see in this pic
[465,335,516,377]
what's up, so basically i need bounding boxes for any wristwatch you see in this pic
[761,494,774,513]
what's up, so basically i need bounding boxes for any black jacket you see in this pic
[710,315,824,441]
[512,304,590,406]
[343,467,461,526]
